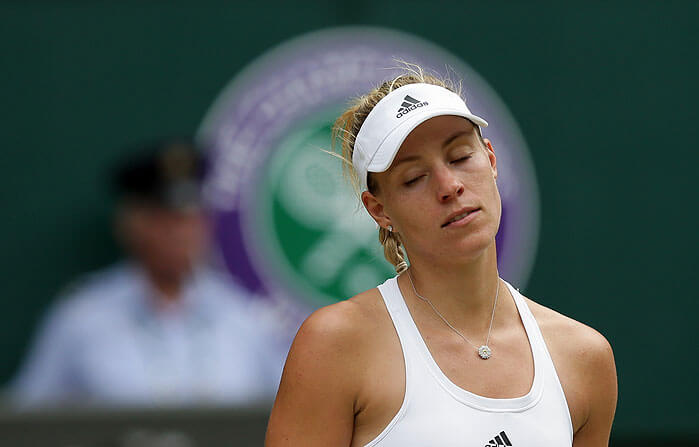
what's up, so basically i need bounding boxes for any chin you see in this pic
[445,232,495,261]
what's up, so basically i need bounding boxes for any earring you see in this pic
[388,225,393,232]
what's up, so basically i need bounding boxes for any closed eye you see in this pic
[404,175,424,186]
[451,156,471,164]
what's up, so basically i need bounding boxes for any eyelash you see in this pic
[403,156,471,186]
[451,156,471,164]
[404,176,423,186]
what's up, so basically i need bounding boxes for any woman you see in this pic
[266,70,617,446]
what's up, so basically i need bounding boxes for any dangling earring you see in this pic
[388,225,393,232]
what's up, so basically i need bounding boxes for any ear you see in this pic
[361,190,392,229]
[483,138,498,180]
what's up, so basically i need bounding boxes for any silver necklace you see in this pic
[407,269,500,360]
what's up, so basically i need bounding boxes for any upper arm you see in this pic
[572,330,618,446]
[265,303,363,446]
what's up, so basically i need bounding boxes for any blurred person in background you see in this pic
[11,138,287,408]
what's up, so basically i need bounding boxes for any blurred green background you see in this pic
[1,0,697,443]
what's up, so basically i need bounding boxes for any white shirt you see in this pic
[11,261,291,408]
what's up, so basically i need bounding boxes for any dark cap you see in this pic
[113,137,205,211]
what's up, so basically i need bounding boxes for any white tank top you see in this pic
[364,276,573,447]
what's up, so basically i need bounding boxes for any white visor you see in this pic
[352,83,487,191]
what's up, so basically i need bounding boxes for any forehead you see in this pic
[395,115,477,160]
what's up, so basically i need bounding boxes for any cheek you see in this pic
[479,179,502,234]
[473,172,500,211]
[384,193,437,236]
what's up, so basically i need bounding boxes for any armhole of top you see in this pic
[513,289,575,442]
[362,280,411,447]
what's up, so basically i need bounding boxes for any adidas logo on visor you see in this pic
[395,95,429,118]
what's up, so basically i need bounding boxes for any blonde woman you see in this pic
[266,71,617,446]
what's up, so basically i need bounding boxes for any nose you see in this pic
[435,167,464,203]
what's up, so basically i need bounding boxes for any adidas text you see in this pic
[396,95,428,118]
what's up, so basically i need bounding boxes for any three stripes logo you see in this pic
[484,430,513,446]
[395,95,428,118]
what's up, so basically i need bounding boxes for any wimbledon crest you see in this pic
[198,27,539,311]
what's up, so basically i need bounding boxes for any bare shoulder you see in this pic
[295,287,386,351]
[275,286,389,401]
[284,296,360,384]
[523,296,615,369]
[290,287,392,376]
[520,292,617,439]
[266,288,389,446]
[287,289,386,377]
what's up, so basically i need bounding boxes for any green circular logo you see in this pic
[255,108,395,307]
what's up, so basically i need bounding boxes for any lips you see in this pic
[442,207,480,228]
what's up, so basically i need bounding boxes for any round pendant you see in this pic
[478,345,492,359]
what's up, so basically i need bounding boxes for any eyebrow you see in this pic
[392,154,422,168]
[442,130,471,148]
[392,128,474,168]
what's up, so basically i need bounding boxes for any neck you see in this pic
[143,268,185,305]
[402,240,503,332]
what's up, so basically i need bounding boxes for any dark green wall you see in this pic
[1,0,697,440]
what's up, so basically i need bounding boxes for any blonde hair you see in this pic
[331,63,462,273]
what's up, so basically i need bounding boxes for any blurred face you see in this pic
[362,115,501,265]
[118,204,208,281]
